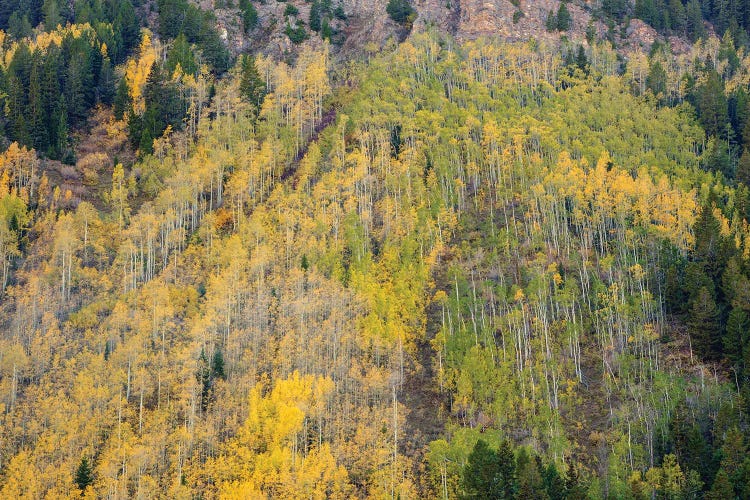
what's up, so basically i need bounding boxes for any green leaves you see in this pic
[386,0,416,26]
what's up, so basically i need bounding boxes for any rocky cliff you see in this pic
[206,0,681,61]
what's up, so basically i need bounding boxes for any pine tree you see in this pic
[113,78,131,121]
[682,469,704,500]
[647,61,667,98]
[694,68,728,137]
[240,55,266,117]
[556,1,571,31]
[724,308,749,371]
[543,463,566,500]
[564,464,588,500]
[461,439,516,499]
[198,14,231,74]
[692,200,724,279]
[386,0,415,25]
[575,45,588,73]
[74,456,94,492]
[706,468,733,500]
[42,0,61,30]
[212,348,226,380]
[239,0,258,32]
[310,0,322,32]
[737,147,750,186]
[166,34,197,76]
[321,18,333,41]
[516,449,549,500]
[197,348,212,413]
[28,60,49,152]
[669,0,687,33]
[689,286,722,359]
[115,0,140,61]
[546,9,558,31]
[685,0,705,41]
[97,57,115,105]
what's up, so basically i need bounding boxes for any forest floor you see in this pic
[400,252,452,486]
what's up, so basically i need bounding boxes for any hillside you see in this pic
[0,0,750,499]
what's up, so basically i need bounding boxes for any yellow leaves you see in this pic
[241,371,334,450]
[125,31,158,114]
[714,206,732,237]
[296,444,352,500]
[542,148,699,251]
[432,289,448,305]
[214,372,349,499]
[0,142,38,200]
[109,163,130,227]
[628,263,644,281]
[552,272,563,287]
[2,24,98,68]
[0,450,41,499]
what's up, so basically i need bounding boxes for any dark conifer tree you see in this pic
[240,55,267,117]
[461,439,516,499]
[74,456,94,492]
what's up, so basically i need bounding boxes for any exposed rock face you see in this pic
[206,0,682,60]
[338,0,396,55]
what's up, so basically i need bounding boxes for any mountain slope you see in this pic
[1,28,749,498]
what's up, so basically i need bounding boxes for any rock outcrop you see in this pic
[205,0,686,60]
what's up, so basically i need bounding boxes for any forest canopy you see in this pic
[0,7,748,499]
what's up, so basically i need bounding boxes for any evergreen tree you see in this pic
[7,12,32,39]
[706,468,733,500]
[724,308,748,371]
[240,55,266,117]
[669,0,687,33]
[738,147,750,186]
[719,427,746,484]
[461,439,516,499]
[704,137,732,178]
[692,200,724,278]
[694,68,728,137]
[309,0,322,32]
[556,1,571,31]
[564,464,588,500]
[575,45,588,73]
[166,33,198,75]
[602,0,628,20]
[64,51,94,127]
[635,0,657,26]
[664,262,687,314]
[685,0,705,41]
[42,0,60,30]
[321,18,333,41]
[115,0,140,62]
[682,469,704,500]
[127,110,142,149]
[157,0,192,39]
[53,96,68,159]
[239,0,258,32]
[546,9,557,31]
[212,348,225,380]
[74,456,94,492]
[198,13,231,74]
[197,348,212,412]
[646,61,667,99]
[97,57,115,105]
[516,449,549,500]
[113,78,131,121]
[28,60,49,152]
[542,463,566,500]
[386,0,415,25]
[688,286,722,359]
